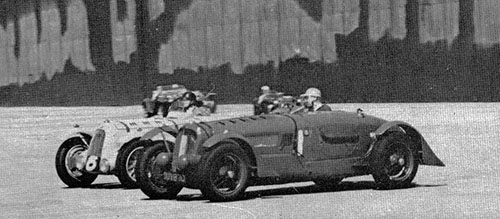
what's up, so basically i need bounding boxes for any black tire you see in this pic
[161,103,171,117]
[135,141,182,199]
[313,177,343,189]
[115,140,144,189]
[55,137,97,187]
[371,133,419,189]
[200,143,251,202]
[253,104,262,115]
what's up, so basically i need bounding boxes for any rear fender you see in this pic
[372,121,445,167]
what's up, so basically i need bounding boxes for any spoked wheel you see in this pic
[371,133,419,189]
[55,137,97,187]
[200,143,250,202]
[135,141,182,199]
[116,140,145,189]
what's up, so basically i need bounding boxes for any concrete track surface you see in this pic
[1,103,499,218]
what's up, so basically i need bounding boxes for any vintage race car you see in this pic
[253,92,299,115]
[134,109,445,201]
[56,113,202,188]
[55,117,180,189]
[54,111,233,189]
[192,90,217,113]
[143,84,217,117]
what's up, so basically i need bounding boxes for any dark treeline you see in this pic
[0,0,499,106]
[1,36,499,106]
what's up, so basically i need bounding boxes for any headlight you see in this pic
[178,129,197,157]
[175,129,200,170]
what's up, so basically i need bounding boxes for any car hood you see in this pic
[199,114,297,136]
[198,111,387,137]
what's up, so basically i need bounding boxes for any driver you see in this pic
[298,87,331,112]
[181,92,210,116]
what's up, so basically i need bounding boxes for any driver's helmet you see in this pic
[182,92,197,101]
[301,87,321,98]
[192,90,203,99]
[261,85,271,93]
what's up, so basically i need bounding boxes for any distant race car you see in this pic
[253,92,299,115]
[134,109,445,201]
[142,84,188,117]
[55,117,180,189]
[143,84,217,117]
[192,90,217,113]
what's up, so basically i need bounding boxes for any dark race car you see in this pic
[134,109,444,201]
[253,92,300,115]
[143,84,217,117]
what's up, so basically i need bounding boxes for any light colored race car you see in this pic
[55,117,179,188]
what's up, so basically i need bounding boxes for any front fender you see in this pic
[373,121,445,167]
[140,125,178,142]
[64,132,92,146]
[202,132,251,149]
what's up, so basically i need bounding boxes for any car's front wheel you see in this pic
[200,143,251,202]
[135,141,182,199]
[371,132,419,189]
[55,137,97,187]
[116,140,145,189]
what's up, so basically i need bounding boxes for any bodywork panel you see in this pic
[192,111,390,178]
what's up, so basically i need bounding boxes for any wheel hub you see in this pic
[218,166,230,176]
[398,157,405,166]
[390,153,406,166]
[66,146,87,177]
[227,170,235,178]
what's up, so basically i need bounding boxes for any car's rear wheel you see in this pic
[371,132,419,189]
[135,141,182,199]
[253,103,262,115]
[200,143,251,202]
[116,140,144,189]
[55,137,97,187]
